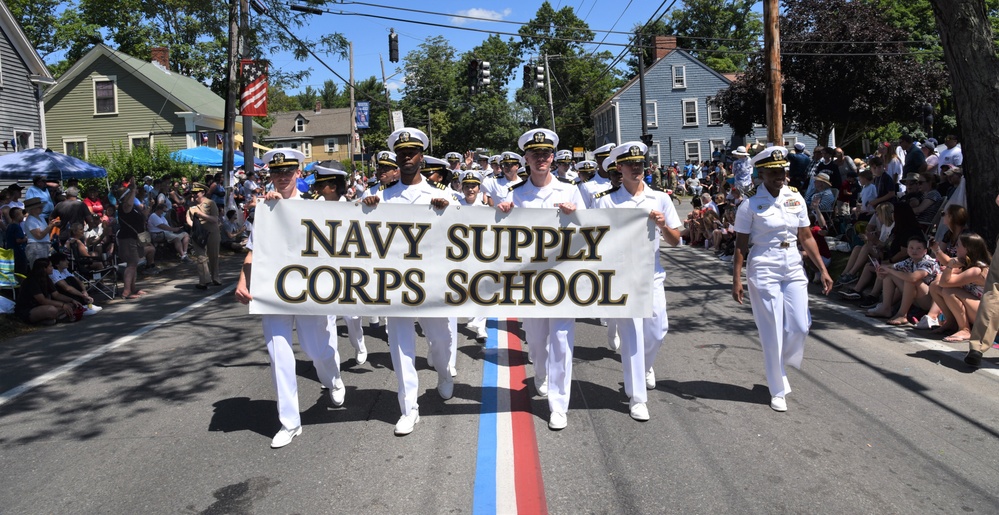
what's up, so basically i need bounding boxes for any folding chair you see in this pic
[0,247,25,301]
[921,195,949,239]
[65,239,118,301]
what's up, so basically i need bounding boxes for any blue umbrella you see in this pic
[235,150,264,167]
[0,148,106,181]
[170,146,244,167]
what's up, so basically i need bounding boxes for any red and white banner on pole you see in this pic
[240,59,268,117]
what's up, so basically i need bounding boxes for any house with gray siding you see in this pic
[0,1,55,155]
[43,44,260,159]
[592,36,816,167]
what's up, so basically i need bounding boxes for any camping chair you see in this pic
[0,247,25,301]
[65,238,118,301]
[921,195,949,239]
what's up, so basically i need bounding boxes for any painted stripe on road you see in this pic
[0,284,237,407]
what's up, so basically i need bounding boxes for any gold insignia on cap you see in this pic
[629,146,642,157]
[771,149,784,161]
[273,153,285,164]
[399,132,411,143]
[533,131,546,143]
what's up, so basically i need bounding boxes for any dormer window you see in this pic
[295,118,305,132]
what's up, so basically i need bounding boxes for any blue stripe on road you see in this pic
[472,318,498,514]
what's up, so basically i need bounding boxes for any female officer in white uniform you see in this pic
[596,142,682,422]
[731,146,833,412]
[497,128,585,430]
[234,148,346,448]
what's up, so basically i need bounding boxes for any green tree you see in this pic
[88,142,199,189]
[626,1,763,77]
[397,36,461,153]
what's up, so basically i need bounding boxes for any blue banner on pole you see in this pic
[356,101,370,129]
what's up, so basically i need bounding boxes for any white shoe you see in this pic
[270,426,302,448]
[599,319,608,327]
[914,315,939,330]
[449,365,457,378]
[476,325,488,341]
[548,411,567,430]
[437,374,454,400]
[355,344,368,365]
[629,401,650,421]
[329,378,345,407]
[609,332,620,351]
[534,376,548,398]
[82,306,100,317]
[770,396,787,412]
[394,411,420,435]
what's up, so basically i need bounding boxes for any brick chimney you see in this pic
[151,47,170,71]
[654,36,677,61]
[314,100,322,114]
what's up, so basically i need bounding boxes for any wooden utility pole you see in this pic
[763,0,783,145]
[222,0,239,174]
[349,41,356,169]
[239,0,254,170]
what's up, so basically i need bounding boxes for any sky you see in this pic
[271,0,666,99]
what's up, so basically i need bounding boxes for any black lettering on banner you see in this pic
[567,269,600,305]
[556,228,585,261]
[445,270,469,305]
[339,220,372,258]
[446,225,470,261]
[308,266,342,303]
[301,220,342,257]
[396,223,431,259]
[275,265,308,303]
[402,269,426,305]
[598,270,628,305]
[470,225,500,262]
[504,226,534,263]
[373,268,402,304]
[533,269,566,306]
[367,222,399,259]
[532,227,561,263]
[341,267,374,304]
[500,270,535,305]
[469,271,501,305]
[579,226,610,260]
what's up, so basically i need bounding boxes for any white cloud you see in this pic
[450,8,512,25]
[385,80,403,92]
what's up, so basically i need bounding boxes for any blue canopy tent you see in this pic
[234,151,263,168]
[170,146,244,168]
[0,148,107,181]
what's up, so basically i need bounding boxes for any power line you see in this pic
[587,0,635,57]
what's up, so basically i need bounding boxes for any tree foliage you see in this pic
[513,1,622,149]
[626,1,763,77]
[87,143,199,189]
[716,0,948,146]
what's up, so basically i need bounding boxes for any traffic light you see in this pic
[468,59,479,94]
[389,30,399,63]
[478,61,490,88]
[534,64,545,89]
[523,64,531,90]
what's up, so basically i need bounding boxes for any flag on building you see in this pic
[201,132,208,145]
[240,60,268,117]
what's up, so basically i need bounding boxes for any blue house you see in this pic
[592,36,816,167]
[0,0,55,155]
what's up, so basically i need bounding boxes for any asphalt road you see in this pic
[2,214,998,514]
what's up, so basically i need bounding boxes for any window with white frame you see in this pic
[649,142,661,166]
[303,141,312,158]
[783,136,797,148]
[672,65,686,88]
[685,140,701,164]
[14,130,33,150]
[64,138,88,159]
[295,118,305,132]
[324,137,339,153]
[682,99,698,126]
[0,51,4,87]
[709,139,727,158]
[707,97,723,125]
[128,132,152,151]
[93,75,117,115]
[645,101,658,128]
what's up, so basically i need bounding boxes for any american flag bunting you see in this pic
[240,60,268,117]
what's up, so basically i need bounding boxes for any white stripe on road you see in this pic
[0,284,237,407]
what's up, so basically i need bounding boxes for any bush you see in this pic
[85,142,200,191]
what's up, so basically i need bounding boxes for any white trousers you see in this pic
[522,318,575,413]
[615,272,669,403]
[263,314,341,430]
[387,316,454,415]
[337,315,365,353]
[747,249,811,397]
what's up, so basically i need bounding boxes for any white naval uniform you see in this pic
[734,185,811,398]
[376,179,458,416]
[480,175,521,203]
[508,177,587,414]
[321,197,368,360]
[247,193,342,431]
[595,185,681,404]
[458,192,490,336]
[578,173,612,209]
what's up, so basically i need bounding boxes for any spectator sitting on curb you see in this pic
[148,202,190,262]
[867,235,939,325]
[221,209,248,251]
[48,252,101,316]
[14,257,83,325]
[922,233,991,341]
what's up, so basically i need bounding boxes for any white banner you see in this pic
[249,200,655,317]
[391,110,405,131]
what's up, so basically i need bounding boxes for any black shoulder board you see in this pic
[508,180,529,192]
[427,179,447,190]
[557,176,575,185]
[379,180,399,191]
[593,185,620,198]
